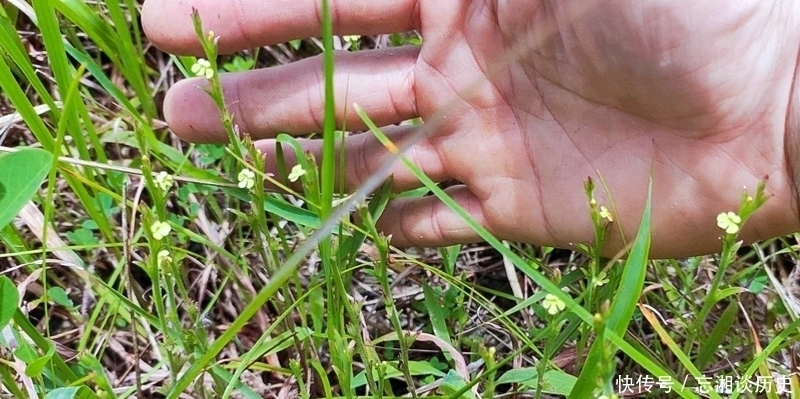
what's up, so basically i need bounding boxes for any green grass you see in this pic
[1,1,800,398]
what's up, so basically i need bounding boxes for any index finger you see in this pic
[142,0,420,55]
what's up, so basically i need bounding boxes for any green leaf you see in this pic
[45,387,80,399]
[747,272,769,294]
[66,228,99,246]
[25,342,56,377]
[497,368,577,396]
[222,55,255,72]
[0,148,54,231]
[439,369,477,399]
[422,282,453,357]
[351,360,445,389]
[0,276,18,329]
[47,286,75,310]
[695,300,739,370]
[439,244,461,275]
[223,188,321,228]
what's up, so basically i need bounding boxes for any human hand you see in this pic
[142,0,800,258]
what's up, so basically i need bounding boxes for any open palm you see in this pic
[143,0,800,257]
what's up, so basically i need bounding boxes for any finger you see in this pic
[256,125,448,193]
[142,0,419,55]
[164,47,419,143]
[377,186,486,247]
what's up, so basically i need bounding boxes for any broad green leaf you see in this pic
[439,370,477,399]
[351,360,445,389]
[0,148,53,231]
[45,387,80,399]
[497,368,577,396]
[747,272,769,294]
[47,286,75,310]
[24,342,56,377]
[66,228,99,246]
[0,276,18,329]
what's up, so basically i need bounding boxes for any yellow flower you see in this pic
[592,271,609,287]
[542,293,566,315]
[288,164,307,182]
[150,221,171,241]
[191,58,214,79]
[237,169,255,190]
[716,211,741,235]
[154,171,174,192]
[598,206,613,222]
[157,250,171,265]
[342,35,361,45]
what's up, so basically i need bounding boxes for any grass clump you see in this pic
[0,1,799,399]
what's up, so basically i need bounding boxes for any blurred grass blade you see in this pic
[319,0,336,220]
[0,37,56,149]
[0,148,53,231]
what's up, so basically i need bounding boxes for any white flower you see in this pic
[542,293,566,315]
[154,171,174,192]
[150,221,171,241]
[716,211,741,235]
[237,169,256,190]
[191,58,214,79]
[288,164,307,182]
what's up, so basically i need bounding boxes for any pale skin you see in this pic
[142,0,800,258]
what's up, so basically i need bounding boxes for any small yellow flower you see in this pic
[598,206,613,222]
[716,211,741,235]
[592,271,609,287]
[191,58,214,79]
[150,221,171,241]
[157,249,172,265]
[342,35,361,44]
[238,169,256,189]
[154,171,174,192]
[288,164,307,182]
[542,293,566,315]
